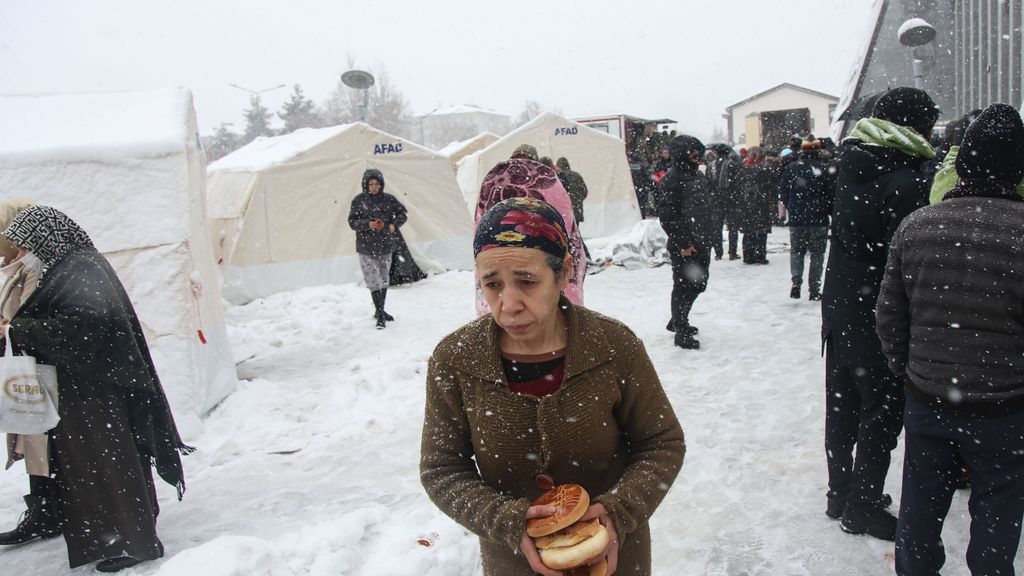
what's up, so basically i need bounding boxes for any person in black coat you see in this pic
[348,169,408,329]
[0,206,190,572]
[779,138,835,299]
[876,103,1024,575]
[820,87,939,540]
[706,144,741,260]
[733,147,775,264]
[658,135,712,349]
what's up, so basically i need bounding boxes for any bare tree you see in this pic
[322,64,413,138]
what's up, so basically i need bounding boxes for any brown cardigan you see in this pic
[420,300,685,576]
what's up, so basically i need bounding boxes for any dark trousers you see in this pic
[896,395,1024,576]
[710,212,738,258]
[824,346,905,508]
[669,248,710,330]
[741,232,767,262]
[789,226,827,289]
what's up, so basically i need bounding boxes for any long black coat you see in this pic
[734,165,777,234]
[8,247,187,567]
[821,142,932,366]
[347,170,408,257]
[658,161,713,252]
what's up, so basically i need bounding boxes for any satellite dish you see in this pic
[342,70,375,90]
[898,18,936,47]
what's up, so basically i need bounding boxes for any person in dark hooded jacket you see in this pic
[876,103,1024,576]
[348,169,408,329]
[0,205,190,573]
[821,87,939,541]
[658,135,712,349]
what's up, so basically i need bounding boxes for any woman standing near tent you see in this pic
[473,158,586,316]
[0,206,190,573]
[348,168,408,329]
[421,197,685,576]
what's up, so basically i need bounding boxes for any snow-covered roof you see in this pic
[208,124,354,172]
[437,132,500,157]
[425,104,509,118]
[0,88,193,162]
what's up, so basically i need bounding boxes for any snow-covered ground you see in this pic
[1,232,1018,575]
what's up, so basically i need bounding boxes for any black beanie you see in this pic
[872,87,940,136]
[955,103,1024,186]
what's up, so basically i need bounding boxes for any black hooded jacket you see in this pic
[658,138,712,251]
[821,142,932,365]
[348,169,409,257]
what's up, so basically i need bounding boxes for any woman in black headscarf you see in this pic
[0,205,190,573]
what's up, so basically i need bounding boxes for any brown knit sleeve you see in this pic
[592,331,685,537]
[419,354,532,551]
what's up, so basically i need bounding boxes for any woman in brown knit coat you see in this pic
[420,198,685,576]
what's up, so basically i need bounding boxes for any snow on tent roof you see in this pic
[438,132,500,157]
[208,124,354,172]
[0,88,191,162]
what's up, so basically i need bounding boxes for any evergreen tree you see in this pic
[242,95,274,144]
[278,84,322,134]
[203,123,242,162]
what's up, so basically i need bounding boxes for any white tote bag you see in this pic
[0,324,59,434]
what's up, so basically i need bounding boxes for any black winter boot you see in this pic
[790,285,800,299]
[839,503,897,541]
[0,477,62,545]
[380,288,394,322]
[370,290,386,329]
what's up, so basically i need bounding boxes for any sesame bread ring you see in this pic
[538,522,609,570]
[525,484,590,538]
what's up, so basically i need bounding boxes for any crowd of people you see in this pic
[2,87,1022,576]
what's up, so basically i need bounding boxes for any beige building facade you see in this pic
[725,83,839,148]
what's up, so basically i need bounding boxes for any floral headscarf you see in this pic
[3,205,94,269]
[474,159,586,315]
[474,198,570,260]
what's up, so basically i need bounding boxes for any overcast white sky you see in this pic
[0,0,875,141]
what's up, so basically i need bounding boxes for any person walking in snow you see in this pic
[348,168,408,329]
[658,134,713,349]
[420,197,684,576]
[821,87,939,541]
[779,137,835,299]
[0,205,190,572]
[0,199,58,548]
[876,103,1024,576]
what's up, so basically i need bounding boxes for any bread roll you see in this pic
[525,484,589,538]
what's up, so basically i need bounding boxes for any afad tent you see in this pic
[0,88,237,436]
[207,123,473,303]
[456,113,642,238]
[438,132,499,173]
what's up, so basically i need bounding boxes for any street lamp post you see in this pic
[419,108,439,146]
[341,70,375,123]
[228,82,287,112]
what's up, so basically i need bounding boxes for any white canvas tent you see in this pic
[456,113,642,238]
[207,123,473,303]
[438,132,500,173]
[0,88,237,437]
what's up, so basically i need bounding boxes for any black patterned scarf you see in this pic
[2,205,94,269]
